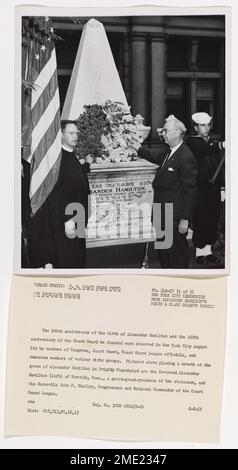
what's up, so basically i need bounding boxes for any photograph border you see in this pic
[15,4,231,276]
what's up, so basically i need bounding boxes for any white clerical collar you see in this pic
[169,141,183,157]
[62,144,74,153]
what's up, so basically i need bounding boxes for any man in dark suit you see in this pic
[137,115,198,268]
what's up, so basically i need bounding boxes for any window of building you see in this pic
[167,38,189,69]
[197,38,221,69]
[166,79,189,125]
[196,79,217,128]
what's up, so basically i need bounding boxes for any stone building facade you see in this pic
[54,15,225,147]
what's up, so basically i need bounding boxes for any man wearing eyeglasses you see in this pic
[48,120,92,268]
[137,115,197,269]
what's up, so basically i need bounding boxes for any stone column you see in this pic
[151,34,167,140]
[190,40,199,120]
[131,33,147,119]
[191,39,199,69]
[190,78,197,117]
[122,33,131,105]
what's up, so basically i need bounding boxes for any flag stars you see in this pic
[41,45,46,52]
[35,54,40,61]
[45,17,50,22]
[50,27,54,33]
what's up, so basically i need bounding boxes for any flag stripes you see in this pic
[30,128,61,199]
[31,51,57,108]
[29,89,60,160]
[23,35,62,216]
[30,144,62,216]
[29,110,61,173]
[31,70,58,128]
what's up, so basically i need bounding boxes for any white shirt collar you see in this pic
[169,141,183,157]
[62,144,74,153]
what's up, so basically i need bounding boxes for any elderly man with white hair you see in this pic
[137,115,198,269]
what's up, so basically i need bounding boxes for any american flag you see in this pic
[22,16,62,215]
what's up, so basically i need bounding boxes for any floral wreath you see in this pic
[75,100,141,163]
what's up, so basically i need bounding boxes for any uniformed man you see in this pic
[186,112,225,265]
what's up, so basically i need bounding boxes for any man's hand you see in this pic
[178,219,188,234]
[65,218,75,236]
[85,154,93,164]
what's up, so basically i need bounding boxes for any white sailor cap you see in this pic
[192,112,212,125]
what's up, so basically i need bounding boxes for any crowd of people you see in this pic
[21,112,225,269]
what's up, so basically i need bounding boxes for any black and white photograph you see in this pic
[18,6,228,273]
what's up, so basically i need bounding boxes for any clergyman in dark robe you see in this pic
[28,120,91,268]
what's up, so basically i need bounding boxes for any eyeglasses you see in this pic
[63,131,79,135]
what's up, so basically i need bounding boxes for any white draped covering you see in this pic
[61,18,128,120]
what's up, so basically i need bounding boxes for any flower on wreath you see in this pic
[75,100,141,163]
[75,104,110,160]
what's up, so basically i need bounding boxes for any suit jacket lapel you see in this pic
[158,142,184,177]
